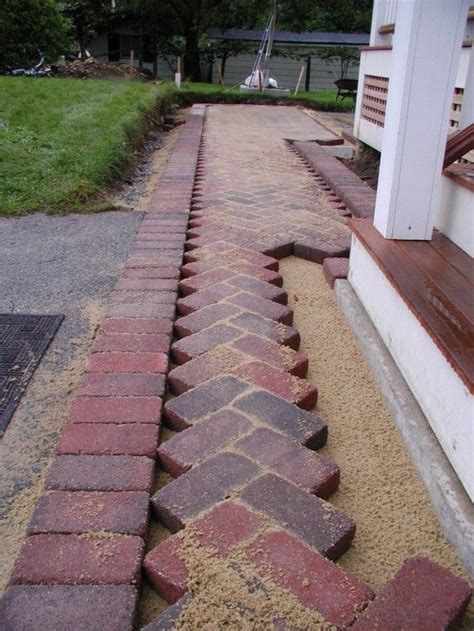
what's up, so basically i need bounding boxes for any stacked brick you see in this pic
[1,104,471,629]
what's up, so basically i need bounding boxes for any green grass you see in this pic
[0,77,173,215]
[0,76,351,215]
[174,81,355,112]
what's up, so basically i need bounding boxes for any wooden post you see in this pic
[175,56,181,88]
[305,56,311,92]
[373,0,470,240]
[129,49,134,74]
[294,64,305,95]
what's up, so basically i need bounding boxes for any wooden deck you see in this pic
[350,219,474,393]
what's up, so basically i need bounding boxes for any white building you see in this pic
[349,0,473,505]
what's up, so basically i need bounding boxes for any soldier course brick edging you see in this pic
[1,104,471,629]
[0,104,206,630]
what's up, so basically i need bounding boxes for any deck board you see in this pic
[350,219,474,392]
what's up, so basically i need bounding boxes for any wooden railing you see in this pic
[444,124,474,169]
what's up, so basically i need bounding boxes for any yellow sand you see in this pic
[280,256,473,628]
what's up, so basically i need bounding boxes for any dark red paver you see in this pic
[46,455,155,492]
[92,333,170,353]
[69,396,161,424]
[28,491,149,536]
[351,556,472,630]
[144,501,263,602]
[100,317,173,335]
[233,390,327,449]
[0,585,138,631]
[241,473,355,559]
[158,410,253,476]
[235,428,339,497]
[86,352,168,374]
[322,257,349,288]
[244,530,374,628]
[77,373,166,398]
[234,361,317,410]
[151,453,260,532]
[164,376,249,431]
[57,423,159,457]
[10,534,144,586]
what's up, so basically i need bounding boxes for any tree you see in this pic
[316,45,360,80]
[277,0,372,33]
[126,0,268,81]
[0,0,71,71]
[59,1,113,58]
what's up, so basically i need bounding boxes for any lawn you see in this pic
[0,76,351,215]
[174,81,355,112]
[0,77,171,215]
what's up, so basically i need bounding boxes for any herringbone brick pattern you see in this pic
[141,106,471,628]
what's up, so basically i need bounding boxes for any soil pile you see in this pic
[54,58,154,81]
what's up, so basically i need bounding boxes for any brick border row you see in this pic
[0,104,206,630]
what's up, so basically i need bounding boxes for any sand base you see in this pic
[279,256,473,628]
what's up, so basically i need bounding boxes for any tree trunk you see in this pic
[184,29,201,81]
[221,53,228,80]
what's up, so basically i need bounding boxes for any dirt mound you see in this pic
[54,58,154,81]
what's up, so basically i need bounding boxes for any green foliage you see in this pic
[125,0,268,80]
[173,80,355,112]
[59,1,113,56]
[316,46,360,79]
[0,77,169,215]
[277,0,372,33]
[0,0,71,71]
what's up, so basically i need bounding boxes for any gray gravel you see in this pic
[0,210,142,591]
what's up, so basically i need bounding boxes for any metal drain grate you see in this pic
[0,314,64,435]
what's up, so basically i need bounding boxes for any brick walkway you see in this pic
[1,105,471,629]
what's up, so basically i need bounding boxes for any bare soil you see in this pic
[54,58,153,81]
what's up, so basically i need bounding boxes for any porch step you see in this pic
[350,219,474,393]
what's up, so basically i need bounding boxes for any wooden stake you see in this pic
[175,56,182,88]
[129,49,134,74]
[294,64,305,95]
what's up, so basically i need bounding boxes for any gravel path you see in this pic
[0,211,141,592]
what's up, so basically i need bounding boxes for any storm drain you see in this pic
[0,314,63,435]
